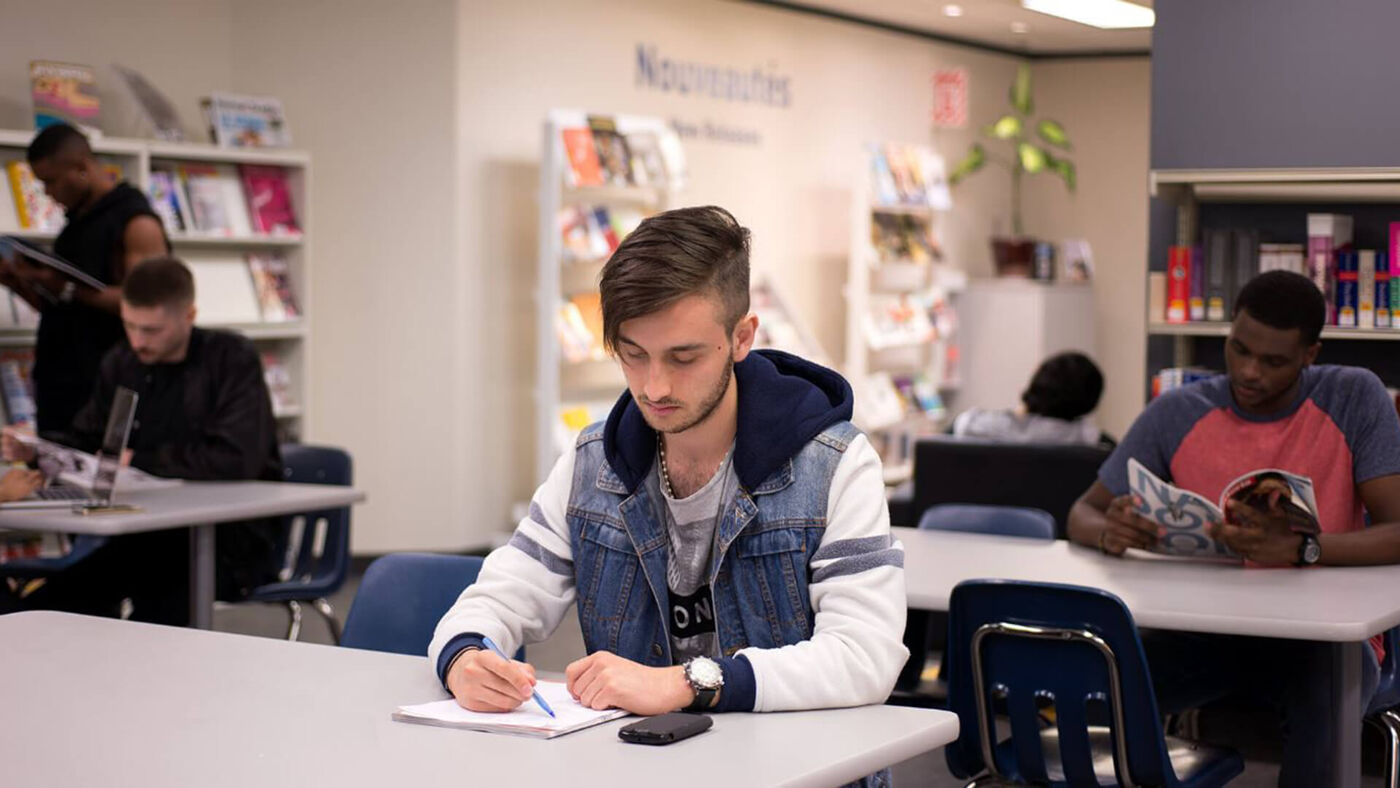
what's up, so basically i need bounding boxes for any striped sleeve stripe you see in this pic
[508,531,574,576]
[812,534,891,562]
[528,501,552,529]
[811,547,904,583]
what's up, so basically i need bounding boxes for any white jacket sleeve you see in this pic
[739,433,909,711]
[428,447,579,669]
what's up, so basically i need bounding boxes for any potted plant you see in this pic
[949,63,1076,277]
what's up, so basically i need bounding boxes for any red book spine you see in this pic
[1167,245,1190,323]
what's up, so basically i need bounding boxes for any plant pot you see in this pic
[991,237,1036,278]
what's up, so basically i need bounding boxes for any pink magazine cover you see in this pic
[239,165,300,235]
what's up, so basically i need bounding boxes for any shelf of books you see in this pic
[0,130,309,438]
[1148,168,1400,389]
[537,110,686,482]
[846,143,961,486]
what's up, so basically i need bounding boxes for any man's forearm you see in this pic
[75,285,121,315]
[1067,500,1108,547]
[1318,523,1400,566]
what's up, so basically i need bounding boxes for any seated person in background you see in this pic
[1066,270,1400,787]
[4,256,283,624]
[952,351,1110,447]
[431,207,907,732]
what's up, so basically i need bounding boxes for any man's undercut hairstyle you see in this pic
[599,205,751,352]
[122,256,196,309]
[1021,351,1104,421]
[1233,270,1325,346]
[26,122,92,164]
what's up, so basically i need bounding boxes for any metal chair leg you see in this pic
[1381,709,1400,788]
[284,599,302,641]
[312,597,341,645]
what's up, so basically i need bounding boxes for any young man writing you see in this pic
[1067,270,1400,786]
[0,124,169,432]
[431,206,907,722]
[6,257,282,624]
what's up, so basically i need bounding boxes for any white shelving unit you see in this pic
[535,110,683,483]
[1149,167,1400,370]
[0,129,312,438]
[845,143,959,485]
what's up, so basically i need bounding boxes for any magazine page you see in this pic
[1126,458,1240,562]
[1219,468,1320,535]
[0,236,106,290]
[19,434,181,492]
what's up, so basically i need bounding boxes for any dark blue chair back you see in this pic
[918,504,1056,541]
[246,444,352,602]
[342,553,490,657]
[1370,626,1400,714]
[945,579,1177,786]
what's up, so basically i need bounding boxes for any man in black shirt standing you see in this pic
[0,123,170,433]
[6,257,283,624]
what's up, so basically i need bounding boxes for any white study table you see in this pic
[895,526,1400,787]
[0,611,961,788]
[0,481,365,628]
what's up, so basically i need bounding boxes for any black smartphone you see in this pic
[617,712,713,745]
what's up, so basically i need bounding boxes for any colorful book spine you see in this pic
[1188,245,1205,321]
[1335,249,1359,328]
[1359,250,1377,328]
[1166,245,1189,323]
[1376,251,1391,328]
[1203,228,1230,321]
[1309,214,1353,325]
[1391,224,1400,328]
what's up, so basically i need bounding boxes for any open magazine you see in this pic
[0,235,106,291]
[20,434,182,493]
[1127,458,1320,562]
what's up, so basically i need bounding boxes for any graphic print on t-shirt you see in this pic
[668,585,717,640]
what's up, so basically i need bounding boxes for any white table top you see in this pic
[896,527,1400,642]
[0,481,365,535]
[0,612,960,787]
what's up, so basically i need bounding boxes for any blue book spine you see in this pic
[1336,249,1359,328]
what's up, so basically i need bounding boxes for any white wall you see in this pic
[1022,58,1151,439]
[0,0,1152,552]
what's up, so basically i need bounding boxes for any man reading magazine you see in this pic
[1067,270,1400,786]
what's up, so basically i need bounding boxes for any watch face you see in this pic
[688,658,723,689]
[1304,540,1321,564]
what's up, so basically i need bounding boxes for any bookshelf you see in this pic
[1147,168,1400,385]
[845,143,960,485]
[535,111,684,483]
[0,130,311,439]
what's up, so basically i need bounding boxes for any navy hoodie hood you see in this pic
[601,349,854,493]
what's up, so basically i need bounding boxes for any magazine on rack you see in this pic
[1127,458,1320,562]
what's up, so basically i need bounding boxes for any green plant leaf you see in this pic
[1017,142,1047,174]
[1037,119,1072,149]
[1010,64,1033,116]
[948,144,985,185]
[1053,158,1077,192]
[985,114,1022,140]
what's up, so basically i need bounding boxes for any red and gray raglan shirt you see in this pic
[1099,365,1400,660]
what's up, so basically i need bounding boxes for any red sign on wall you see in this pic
[932,68,968,129]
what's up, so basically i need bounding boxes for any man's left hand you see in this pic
[1213,499,1304,565]
[564,651,694,715]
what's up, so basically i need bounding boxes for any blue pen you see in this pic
[481,636,555,718]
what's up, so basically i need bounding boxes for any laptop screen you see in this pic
[91,387,138,503]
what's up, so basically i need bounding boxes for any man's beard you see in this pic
[646,356,733,435]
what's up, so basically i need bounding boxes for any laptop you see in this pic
[1,387,139,510]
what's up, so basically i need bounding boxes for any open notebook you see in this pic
[392,681,629,739]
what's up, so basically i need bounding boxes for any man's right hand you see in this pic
[445,647,538,713]
[2,426,37,464]
[1099,494,1160,556]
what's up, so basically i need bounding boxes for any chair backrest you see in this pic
[944,579,1176,787]
[277,443,352,589]
[912,436,1110,538]
[1369,626,1400,714]
[917,503,1056,541]
[341,553,485,657]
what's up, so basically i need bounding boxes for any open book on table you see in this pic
[1127,458,1320,562]
[393,680,629,739]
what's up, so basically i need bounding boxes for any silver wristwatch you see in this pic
[683,656,723,710]
[58,282,76,304]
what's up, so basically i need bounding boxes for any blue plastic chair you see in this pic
[0,533,107,577]
[1365,627,1400,787]
[243,444,352,643]
[944,579,1244,787]
[342,552,522,660]
[917,503,1057,541]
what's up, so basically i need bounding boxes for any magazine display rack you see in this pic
[0,129,311,439]
[845,143,961,484]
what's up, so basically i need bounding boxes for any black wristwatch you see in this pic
[1296,532,1321,566]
